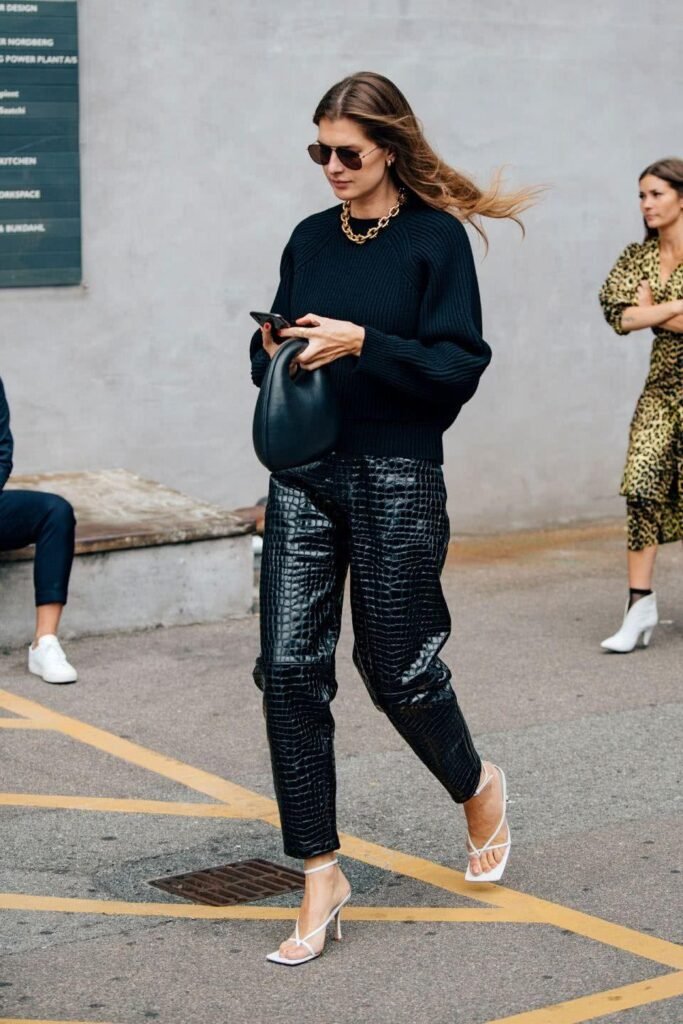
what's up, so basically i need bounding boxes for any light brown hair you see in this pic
[639,157,683,240]
[314,71,540,245]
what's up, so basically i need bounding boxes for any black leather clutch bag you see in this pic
[252,339,341,472]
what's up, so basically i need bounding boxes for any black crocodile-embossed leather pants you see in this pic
[253,455,482,859]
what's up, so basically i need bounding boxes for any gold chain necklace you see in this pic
[340,190,406,245]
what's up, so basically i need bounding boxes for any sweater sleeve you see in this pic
[249,241,294,387]
[599,243,641,335]
[0,378,14,491]
[353,219,492,406]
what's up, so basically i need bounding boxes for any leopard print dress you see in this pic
[599,238,683,550]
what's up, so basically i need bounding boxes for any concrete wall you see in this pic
[0,534,254,645]
[2,0,681,533]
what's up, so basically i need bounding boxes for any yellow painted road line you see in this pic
[484,970,683,1024]
[513,895,683,974]
[0,1020,114,1024]
[0,719,52,730]
[2,688,681,974]
[337,833,683,971]
[0,892,531,922]
[0,689,275,818]
[344,906,530,923]
[0,793,257,818]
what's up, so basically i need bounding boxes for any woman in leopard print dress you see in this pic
[599,157,683,652]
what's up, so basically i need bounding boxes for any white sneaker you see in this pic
[600,593,658,653]
[28,634,78,684]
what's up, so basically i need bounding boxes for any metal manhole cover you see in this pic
[148,858,305,906]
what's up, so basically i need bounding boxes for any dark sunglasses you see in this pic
[307,142,380,171]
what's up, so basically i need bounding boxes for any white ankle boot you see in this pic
[601,593,658,653]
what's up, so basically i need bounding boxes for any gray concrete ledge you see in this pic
[0,469,253,559]
[0,470,255,645]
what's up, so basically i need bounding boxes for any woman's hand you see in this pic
[636,279,654,306]
[259,322,281,360]
[278,314,365,371]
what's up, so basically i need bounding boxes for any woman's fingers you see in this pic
[636,279,653,306]
[280,325,311,340]
[260,322,279,358]
[295,338,328,363]
[297,347,341,371]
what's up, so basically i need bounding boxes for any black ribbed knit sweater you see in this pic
[249,199,492,464]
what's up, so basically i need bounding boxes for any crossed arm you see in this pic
[620,280,683,333]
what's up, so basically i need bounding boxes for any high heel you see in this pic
[464,765,511,884]
[601,593,658,653]
[266,858,351,966]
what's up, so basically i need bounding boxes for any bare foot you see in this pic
[463,762,509,877]
[278,859,351,962]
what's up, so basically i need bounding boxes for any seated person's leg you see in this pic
[0,489,78,683]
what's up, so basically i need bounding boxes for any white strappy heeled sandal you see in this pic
[465,764,511,884]
[266,858,351,966]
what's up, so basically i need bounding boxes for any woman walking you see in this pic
[599,158,683,653]
[249,72,535,964]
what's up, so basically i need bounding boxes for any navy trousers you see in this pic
[0,490,75,605]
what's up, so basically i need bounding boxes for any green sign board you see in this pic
[0,0,80,287]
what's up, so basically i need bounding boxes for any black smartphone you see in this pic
[250,310,291,331]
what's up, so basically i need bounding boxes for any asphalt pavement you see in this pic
[0,520,681,1024]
